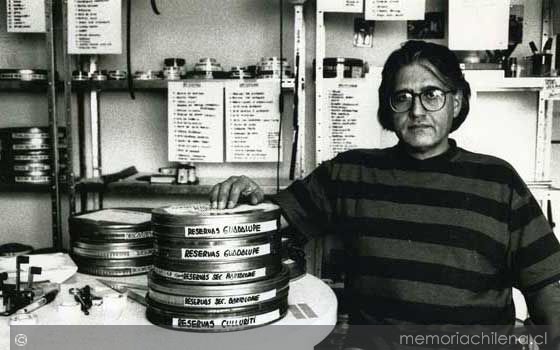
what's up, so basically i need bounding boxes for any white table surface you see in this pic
[1,273,337,350]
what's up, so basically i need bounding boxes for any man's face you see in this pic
[390,63,462,159]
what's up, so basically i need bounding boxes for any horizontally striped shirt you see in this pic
[273,140,560,325]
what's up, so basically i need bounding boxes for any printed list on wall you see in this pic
[168,82,224,163]
[317,0,363,13]
[168,80,281,163]
[322,77,381,160]
[6,0,46,33]
[67,0,122,54]
[225,80,281,162]
[365,0,425,21]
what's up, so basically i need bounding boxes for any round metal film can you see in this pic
[148,267,288,310]
[69,208,153,242]
[155,232,280,262]
[152,202,280,239]
[71,255,153,277]
[151,258,281,285]
[72,241,155,259]
[323,57,366,78]
[146,295,288,332]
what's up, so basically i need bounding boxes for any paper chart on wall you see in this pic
[448,0,509,50]
[543,79,560,100]
[225,80,281,162]
[322,74,382,160]
[7,0,46,33]
[317,0,363,13]
[168,81,224,163]
[67,0,122,54]
[364,0,425,21]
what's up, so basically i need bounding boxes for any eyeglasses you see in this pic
[389,87,455,113]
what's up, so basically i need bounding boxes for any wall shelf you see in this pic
[71,78,295,92]
[465,75,546,92]
[0,183,52,192]
[0,80,62,92]
[76,173,291,196]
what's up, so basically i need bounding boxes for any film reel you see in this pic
[148,267,289,310]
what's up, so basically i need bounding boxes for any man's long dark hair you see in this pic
[378,40,471,132]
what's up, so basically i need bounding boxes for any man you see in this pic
[210,41,560,345]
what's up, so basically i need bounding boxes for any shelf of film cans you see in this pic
[0,80,63,92]
[0,183,51,192]
[0,182,71,192]
[76,173,291,195]
[70,78,295,92]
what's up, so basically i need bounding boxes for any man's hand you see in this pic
[209,176,265,209]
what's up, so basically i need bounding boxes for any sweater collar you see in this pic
[393,139,459,165]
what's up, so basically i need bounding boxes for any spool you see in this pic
[152,259,281,285]
[151,203,280,232]
[187,58,229,79]
[148,267,289,310]
[72,70,89,81]
[69,208,153,242]
[13,152,53,162]
[229,66,255,79]
[0,127,67,185]
[134,70,163,80]
[72,255,153,276]
[257,57,292,79]
[18,69,48,81]
[0,69,49,81]
[72,241,155,259]
[163,67,182,81]
[146,295,288,332]
[91,71,108,81]
[163,58,186,79]
[155,233,280,262]
[12,172,67,184]
[0,69,20,80]
[13,163,51,172]
[323,57,366,78]
[70,208,154,276]
[108,70,128,80]
[1,126,66,140]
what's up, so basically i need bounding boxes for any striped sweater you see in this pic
[273,140,560,325]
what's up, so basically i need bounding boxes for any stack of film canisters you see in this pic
[69,208,154,276]
[323,57,366,78]
[0,127,67,185]
[280,228,307,281]
[148,202,289,332]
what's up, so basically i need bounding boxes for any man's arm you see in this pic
[525,282,560,349]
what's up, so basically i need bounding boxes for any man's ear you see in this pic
[452,91,463,119]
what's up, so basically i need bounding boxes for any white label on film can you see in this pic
[12,133,49,139]
[182,290,277,308]
[153,267,267,282]
[123,231,153,239]
[13,144,49,150]
[127,266,152,274]
[73,247,155,258]
[181,244,271,260]
[184,220,277,238]
[172,309,280,329]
